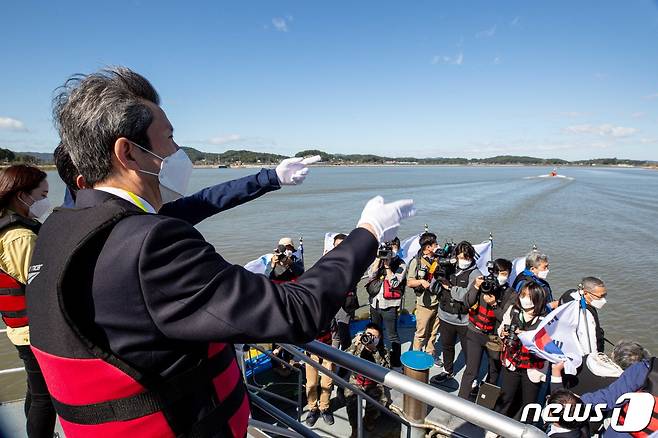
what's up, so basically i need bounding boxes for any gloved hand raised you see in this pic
[357,196,416,243]
[275,155,321,185]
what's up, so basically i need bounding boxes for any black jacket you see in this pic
[29,189,378,379]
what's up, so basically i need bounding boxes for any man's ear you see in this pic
[75,175,87,189]
[113,137,140,171]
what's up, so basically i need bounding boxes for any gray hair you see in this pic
[581,276,605,293]
[53,67,160,186]
[612,340,650,370]
[525,250,549,270]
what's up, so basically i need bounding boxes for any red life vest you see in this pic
[355,373,376,388]
[501,307,545,370]
[27,200,249,437]
[0,213,40,328]
[468,302,496,334]
[618,358,658,437]
[501,344,545,370]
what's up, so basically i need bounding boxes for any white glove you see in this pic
[357,196,416,243]
[275,155,321,185]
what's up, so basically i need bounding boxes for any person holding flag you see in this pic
[558,277,608,354]
[495,282,550,419]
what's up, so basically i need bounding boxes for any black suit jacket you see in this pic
[71,189,377,377]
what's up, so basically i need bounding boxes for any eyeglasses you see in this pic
[587,290,607,299]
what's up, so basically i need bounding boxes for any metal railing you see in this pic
[272,340,547,438]
[1,327,546,437]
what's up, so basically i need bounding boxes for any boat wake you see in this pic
[524,174,575,181]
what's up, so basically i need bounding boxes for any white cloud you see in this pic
[639,137,657,144]
[208,134,242,145]
[631,112,646,119]
[564,124,638,138]
[644,93,658,100]
[476,25,496,38]
[432,52,463,65]
[510,16,521,26]
[0,117,26,131]
[272,17,289,32]
[493,56,502,65]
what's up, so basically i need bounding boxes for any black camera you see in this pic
[434,241,457,279]
[274,244,290,263]
[360,332,376,346]
[377,242,393,260]
[502,322,522,361]
[479,260,499,297]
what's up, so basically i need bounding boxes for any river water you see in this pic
[1,166,657,401]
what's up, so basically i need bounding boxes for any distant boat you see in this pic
[217,164,228,168]
[525,167,574,180]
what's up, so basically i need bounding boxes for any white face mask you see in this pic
[458,259,472,270]
[497,275,509,286]
[132,142,193,204]
[520,296,534,310]
[590,297,607,309]
[21,195,51,219]
[536,269,549,280]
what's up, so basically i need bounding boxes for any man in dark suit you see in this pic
[27,67,415,438]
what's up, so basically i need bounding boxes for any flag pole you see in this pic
[578,285,593,354]
[489,232,494,260]
[299,235,304,265]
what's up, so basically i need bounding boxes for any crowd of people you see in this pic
[257,227,654,438]
[0,65,654,438]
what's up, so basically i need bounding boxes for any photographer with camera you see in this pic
[266,237,305,282]
[434,241,481,381]
[344,322,391,438]
[458,258,515,399]
[495,282,549,419]
[267,237,305,374]
[366,237,406,368]
[409,232,442,363]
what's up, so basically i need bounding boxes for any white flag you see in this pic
[473,240,493,276]
[398,234,421,264]
[244,253,272,275]
[323,232,338,254]
[518,300,585,375]
[508,256,526,286]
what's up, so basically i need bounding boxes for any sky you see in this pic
[1,0,658,161]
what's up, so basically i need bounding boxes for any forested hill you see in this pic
[0,146,654,167]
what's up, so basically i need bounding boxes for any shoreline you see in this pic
[0,164,654,171]
[192,163,658,170]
